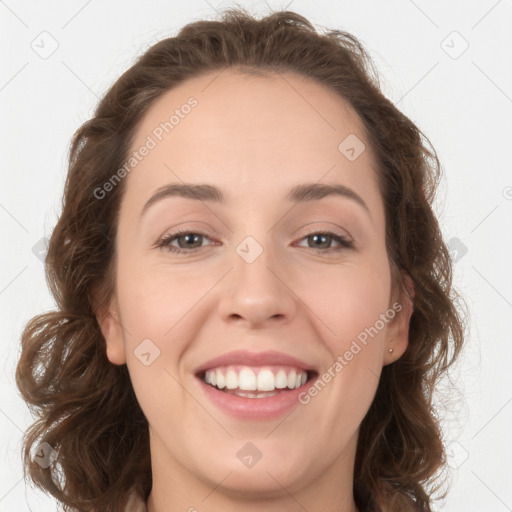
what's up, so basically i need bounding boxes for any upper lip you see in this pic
[194,349,317,375]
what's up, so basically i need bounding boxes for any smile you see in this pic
[203,365,309,395]
[196,366,318,419]
[193,349,319,419]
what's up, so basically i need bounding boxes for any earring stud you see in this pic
[388,348,393,354]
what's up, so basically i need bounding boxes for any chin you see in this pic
[194,451,313,498]
[205,467,302,499]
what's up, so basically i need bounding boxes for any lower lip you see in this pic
[196,375,315,420]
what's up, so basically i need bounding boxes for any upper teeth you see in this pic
[203,366,307,391]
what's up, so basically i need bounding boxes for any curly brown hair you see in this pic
[15,7,466,512]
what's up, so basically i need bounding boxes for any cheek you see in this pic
[115,264,194,425]
[297,258,392,347]
[296,258,391,407]
[114,258,221,413]
[115,257,216,342]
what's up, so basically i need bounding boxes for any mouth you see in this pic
[197,365,317,397]
[194,365,319,420]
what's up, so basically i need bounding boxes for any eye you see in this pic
[155,229,354,255]
[155,229,216,254]
[294,231,354,253]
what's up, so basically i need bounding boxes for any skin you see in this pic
[99,69,414,512]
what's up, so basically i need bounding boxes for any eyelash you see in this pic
[155,228,354,255]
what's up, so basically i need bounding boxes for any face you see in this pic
[100,69,413,504]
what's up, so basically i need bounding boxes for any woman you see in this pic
[16,7,466,512]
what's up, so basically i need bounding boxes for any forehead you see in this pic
[123,68,382,220]
[132,67,368,155]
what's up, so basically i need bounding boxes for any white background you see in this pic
[1,0,511,510]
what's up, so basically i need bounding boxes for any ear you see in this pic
[383,272,415,366]
[97,298,126,365]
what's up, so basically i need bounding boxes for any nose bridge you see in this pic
[217,231,297,327]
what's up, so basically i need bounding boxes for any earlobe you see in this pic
[384,273,415,365]
[97,305,126,365]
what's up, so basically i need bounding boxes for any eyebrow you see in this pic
[140,182,370,218]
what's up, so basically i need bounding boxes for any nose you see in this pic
[217,241,297,329]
